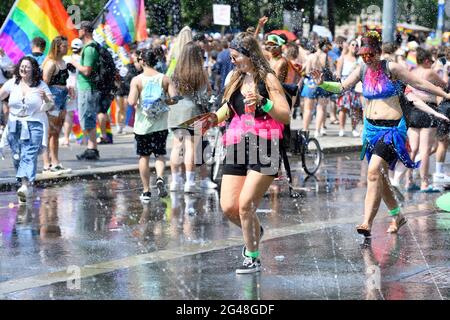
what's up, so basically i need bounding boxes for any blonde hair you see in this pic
[223,32,274,102]
[42,36,67,68]
[169,26,192,62]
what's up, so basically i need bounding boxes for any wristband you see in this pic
[388,207,400,216]
[318,81,343,94]
[261,99,274,113]
[216,103,230,123]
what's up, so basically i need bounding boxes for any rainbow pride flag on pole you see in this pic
[93,0,148,71]
[101,0,148,46]
[0,0,78,64]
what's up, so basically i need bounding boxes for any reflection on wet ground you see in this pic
[0,153,448,299]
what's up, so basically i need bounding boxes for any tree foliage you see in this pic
[0,0,443,36]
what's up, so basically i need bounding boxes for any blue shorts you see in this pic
[78,90,100,130]
[49,86,68,111]
[300,78,332,99]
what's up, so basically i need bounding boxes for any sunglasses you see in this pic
[361,53,375,58]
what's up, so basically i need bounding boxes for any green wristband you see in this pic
[318,81,343,94]
[261,99,274,113]
[388,207,400,216]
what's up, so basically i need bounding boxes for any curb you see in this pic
[0,144,362,191]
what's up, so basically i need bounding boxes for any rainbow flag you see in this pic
[0,0,78,64]
[72,110,84,144]
[72,109,114,144]
[102,0,147,47]
[125,105,135,128]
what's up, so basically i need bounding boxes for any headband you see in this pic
[267,34,286,46]
[230,39,251,57]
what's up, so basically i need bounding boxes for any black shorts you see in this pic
[372,139,397,164]
[437,101,450,138]
[408,102,438,128]
[366,119,399,164]
[135,130,168,157]
[98,93,114,114]
[222,136,280,177]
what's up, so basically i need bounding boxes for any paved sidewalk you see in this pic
[0,118,363,189]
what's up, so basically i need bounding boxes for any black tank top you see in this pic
[229,80,270,119]
[49,68,69,86]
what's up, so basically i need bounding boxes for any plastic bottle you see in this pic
[243,94,256,127]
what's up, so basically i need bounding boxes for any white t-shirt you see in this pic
[0,79,52,148]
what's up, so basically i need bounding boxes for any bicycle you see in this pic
[207,128,323,198]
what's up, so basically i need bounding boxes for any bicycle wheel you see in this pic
[209,129,225,183]
[301,137,323,175]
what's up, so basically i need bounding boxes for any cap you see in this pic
[266,34,286,46]
[78,21,94,33]
[358,31,382,55]
[71,38,83,50]
[407,41,419,51]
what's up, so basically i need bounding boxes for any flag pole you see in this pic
[0,0,20,35]
[92,0,113,27]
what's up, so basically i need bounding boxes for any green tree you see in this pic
[62,0,107,22]
[397,0,438,29]
[0,0,16,27]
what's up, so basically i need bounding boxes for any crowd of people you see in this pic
[1,16,450,274]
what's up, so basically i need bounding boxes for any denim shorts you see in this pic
[7,121,43,182]
[78,90,100,130]
[49,86,68,111]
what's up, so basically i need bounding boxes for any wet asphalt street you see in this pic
[0,152,448,300]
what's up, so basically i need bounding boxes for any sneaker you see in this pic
[241,226,265,258]
[116,126,124,135]
[236,256,261,274]
[200,178,218,189]
[184,181,198,193]
[320,128,327,136]
[433,173,450,183]
[156,178,168,198]
[17,185,33,204]
[42,166,52,174]
[352,129,360,137]
[51,164,72,175]
[314,130,321,138]
[139,191,151,203]
[338,130,345,137]
[76,149,100,160]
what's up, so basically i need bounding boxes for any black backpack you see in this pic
[83,42,117,94]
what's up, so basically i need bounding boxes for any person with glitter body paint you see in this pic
[311,31,450,237]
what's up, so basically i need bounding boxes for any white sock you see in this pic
[172,172,182,184]
[436,162,444,175]
[186,171,196,183]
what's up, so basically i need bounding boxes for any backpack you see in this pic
[359,60,413,124]
[141,76,169,120]
[83,42,117,94]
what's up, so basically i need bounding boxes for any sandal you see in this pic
[386,216,407,233]
[356,224,371,237]
[330,120,339,125]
